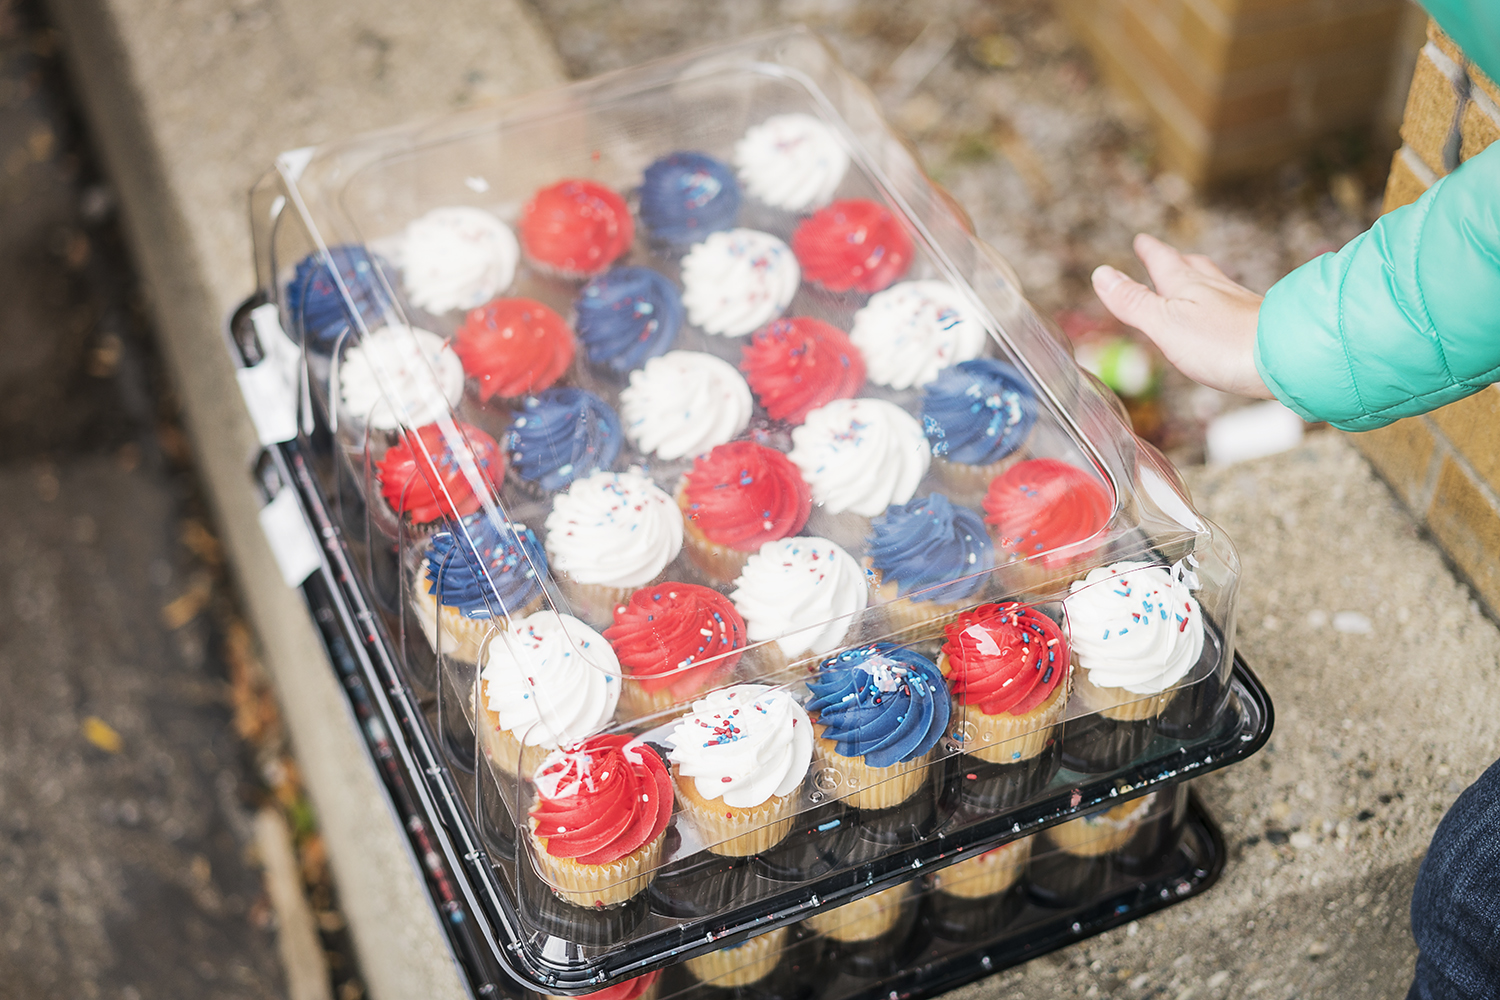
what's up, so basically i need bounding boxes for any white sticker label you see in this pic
[236,303,303,446]
[258,488,322,587]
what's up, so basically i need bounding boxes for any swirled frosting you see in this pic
[505,388,622,493]
[940,602,1069,716]
[285,245,395,352]
[574,267,683,372]
[639,152,741,246]
[423,514,547,618]
[377,421,504,524]
[338,325,465,430]
[730,537,869,658]
[791,199,912,294]
[530,734,673,864]
[618,352,752,461]
[453,297,576,402]
[481,611,621,747]
[544,469,683,588]
[1064,562,1204,694]
[921,359,1038,466]
[788,398,931,517]
[520,179,634,278]
[734,114,849,212]
[578,972,661,1000]
[867,494,993,604]
[739,317,866,424]
[982,459,1113,567]
[668,684,813,809]
[604,583,746,696]
[397,206,519,314]
[681,441,811,551]
[680,229,800,337]
[850,280,988,389]
[806,643,951,766]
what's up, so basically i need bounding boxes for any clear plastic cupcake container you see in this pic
[509,784,1217,1000]
[242,27,1267,992]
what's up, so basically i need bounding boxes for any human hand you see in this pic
[1091,233,1273,400]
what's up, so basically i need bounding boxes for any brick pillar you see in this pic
[1356,21,1500,616]
[1055,0,1410,185]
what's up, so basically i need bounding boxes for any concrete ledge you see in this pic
[43,2,564,998]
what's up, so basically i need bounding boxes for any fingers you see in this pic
[1091,264,1168,337]
[1132,233,1198,295]
[1183,253,1231,281]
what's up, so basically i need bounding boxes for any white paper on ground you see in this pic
[1205,400,1306,466]
[259,487,322,587]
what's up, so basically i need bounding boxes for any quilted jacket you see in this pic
[1254,1,1500,431]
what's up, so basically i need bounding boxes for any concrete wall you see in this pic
[1358,20,1500,621]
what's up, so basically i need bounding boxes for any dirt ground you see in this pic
[527,0,1389,462]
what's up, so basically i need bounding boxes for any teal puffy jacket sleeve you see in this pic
[1254,143,1500,431]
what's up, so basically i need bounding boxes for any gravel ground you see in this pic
[526,0,1386,461]
[0,2,359,997]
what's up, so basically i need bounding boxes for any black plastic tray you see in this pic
[229,297,1271,996]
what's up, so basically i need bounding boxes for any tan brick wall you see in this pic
[1353,21,1500,617]
[1055,0,1409,184]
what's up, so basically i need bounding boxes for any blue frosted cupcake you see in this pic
[284,245,396,353]
[920,359,1038,494]
[573,267,683,373]
[412,515,548,663]
[639,152,741,246]
[505,388,622,494]
[866,494,994,634]
[806,643,951,810]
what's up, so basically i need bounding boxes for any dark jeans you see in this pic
[1407,756,1500,999]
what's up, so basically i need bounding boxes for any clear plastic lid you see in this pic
[245,26,1243,990]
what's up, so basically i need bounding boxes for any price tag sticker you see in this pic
[236,303,302,446]
[258,487,322,587]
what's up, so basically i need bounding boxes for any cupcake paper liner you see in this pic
[557,573,653,628]
[1070,659,1179,722]
[931,447,1026,499]
[812,730,933,811]
[529,827,666,908]
[476,701,553,785]
[672,764,799,857]
[952,664,1071,765]
[929,837,1032,899]
[1044,797,1154,857]
[677,491,756,585]
[802,884,908,942]
[869,569,977,641]
[683,926,788,986]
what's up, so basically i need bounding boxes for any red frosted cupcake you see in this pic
[790,198,912,293]
[604,583,748,719]
[528,734,673,907]
[377,421,505,530]
[520,179,634,278]
[543,972,663,1000]
[677,441,812,582]
[453,297,576,402]
[939,602,1072,764]
[982,458,1113,595]
[739,317,866,424]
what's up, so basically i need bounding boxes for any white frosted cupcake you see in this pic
[730,536,870,675]
[544,469,684,625]
[668,683,814,856]
[734,113,850,212]
[680,229,800,337]
[618,351,753,461]
[788,397,931,549]
[396,206,519,314]
[1064,562,1205,722]
[849,280,988,389]
[476,611,621,781]
[337,325,465,432]
[1046,793,1158,856]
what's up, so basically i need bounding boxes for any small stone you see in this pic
[1332,611,1372,634]
[1290,831,1315,849]
[1207,971,1230,988]
[1307,940,1330,958]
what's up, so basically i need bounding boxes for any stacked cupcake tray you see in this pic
[233,27,1273,1000]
